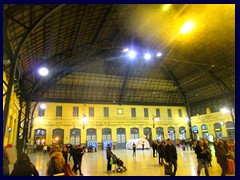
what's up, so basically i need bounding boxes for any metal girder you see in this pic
[4,4,66,149]
[72,5,89,53]
[90,5,115,47]
[119,66,132,105]
[163,64,193,140]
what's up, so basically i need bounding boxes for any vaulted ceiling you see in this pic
[3,4,235,114]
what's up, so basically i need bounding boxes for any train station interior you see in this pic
[3,4,235,176]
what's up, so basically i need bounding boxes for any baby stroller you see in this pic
[111,154,127,172]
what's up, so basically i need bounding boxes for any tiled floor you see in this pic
[16,145,235,176]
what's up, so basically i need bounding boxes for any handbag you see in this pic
[110,157,114,165]
[164,164,172,175]
[63,163,74,176]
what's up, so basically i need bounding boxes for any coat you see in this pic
[46,151,65,176]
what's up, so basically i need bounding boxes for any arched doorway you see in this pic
[52,128,64,146]
[117,128,126,149]
[34,129,46,150]
[226,121,235,140]
[168,127,175,140]
[179,126,186,140]
[143,127,152,145]
[214,123,222,139]
[130,127,139,139]
[192,125,199,140]
[102,128,112,149]
[86,128,97,149]
[70,128,81,146]
[156,127,164,141]
[201,124,209,139]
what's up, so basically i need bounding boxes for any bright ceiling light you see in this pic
[156,52,162,57]
[163,4,171,11]
[123,48,129,52]
[40,104,47,109]
[128,50,136,59]
[144,53,151,60]
[181,21,195,34]
[220,107,230,114]
[38,67,49,76]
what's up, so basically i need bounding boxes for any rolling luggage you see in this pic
[227,159,235,174]
[164,164,172,175]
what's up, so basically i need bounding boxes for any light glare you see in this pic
[144,53,151,60]
[39,67,49,76]
[123,48,129,52]
[163,4,171,11]
[181,21,194,34]
[128,50,136,59]
[40,104,47,109]
[220,107,230,114]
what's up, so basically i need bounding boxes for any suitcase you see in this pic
[227,159,235,174]
[164,164,172,175]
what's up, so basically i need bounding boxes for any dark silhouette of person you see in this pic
[132,142,136,157]
[165,138,178,176]
[11,152,39,176]
[106,144,113,172]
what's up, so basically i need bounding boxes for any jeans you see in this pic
[107,157,111,171]
[169,160,177,176]
[197,159,209,176]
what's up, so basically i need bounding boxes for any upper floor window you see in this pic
[89,107,94,117]
[73,107,79,117]
[167,109,172,117]
[131,108,136,117]
[104,107,109,117]
[56,106,62,116]
[144,108,149,117]
[156,108,160,117]
[38,106,45,116]
[178,109,182,117]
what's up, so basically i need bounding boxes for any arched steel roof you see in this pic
[3,4,235,115]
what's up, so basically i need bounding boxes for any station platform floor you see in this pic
[20,146,235,176]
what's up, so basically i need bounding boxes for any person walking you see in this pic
[203,138,212,167]
[165,138,178,176]
[157,140,166,165]
[62,145,69,164]
[11,153,39,176]
[132,142,136,157]
[195,140,209,176]
[142,142,145,151]
[215,140,229,176]
[75,144,85,176]
[106,144,113,172]
[152,140,157,157]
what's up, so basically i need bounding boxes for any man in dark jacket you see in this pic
[106,144,113,172]
[195,140,209,176]
[165,138,178,176]
[72,144,85,176]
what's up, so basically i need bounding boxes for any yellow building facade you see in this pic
[30,102,233,150]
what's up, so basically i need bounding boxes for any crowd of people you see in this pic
[3,138,235,176]
[3,143,86,176]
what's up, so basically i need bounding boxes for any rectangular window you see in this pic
[38,106,45,116]
[131,108,136,117]
[56,106,62,116]
[104,107,109,117]
[156,108,160,117]
[89,107,94,117]
[144,108,149,117]
[73,107,79,117]
[178,109,182,117]
[167,109,172,117]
